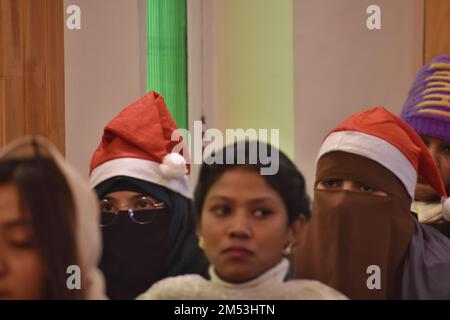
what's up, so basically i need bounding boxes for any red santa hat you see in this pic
[318,106,450,220]
[89,91,191,198]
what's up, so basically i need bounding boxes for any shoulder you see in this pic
[137,275,209,300]
[415,221,450,252]
[406,221,450,271]
[284,280,348,300]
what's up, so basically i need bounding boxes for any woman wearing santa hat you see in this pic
[295,106,450,300]
[400,55,450,237]
[89,91,208,300]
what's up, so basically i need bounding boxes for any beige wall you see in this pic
[64,0,425,193]
[64,0,147,177]
[293,0,424,194]
[205,0,294,157]
[187,0,295,190]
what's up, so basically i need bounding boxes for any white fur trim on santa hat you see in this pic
[160,153,188,179]
[318,130,417,199]
[90,157,191,199]
[443,198,450,221]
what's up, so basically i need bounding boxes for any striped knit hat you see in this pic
[400,55,450,142]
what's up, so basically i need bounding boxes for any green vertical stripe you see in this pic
[147,0,188,129]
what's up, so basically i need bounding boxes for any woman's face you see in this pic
[199,168,301,283]
[415,136,450,201]
[0,184,47,300]
[99,189,171,299]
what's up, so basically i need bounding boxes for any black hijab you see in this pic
[95,176,208,300]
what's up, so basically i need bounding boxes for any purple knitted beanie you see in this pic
[400,55,450,142]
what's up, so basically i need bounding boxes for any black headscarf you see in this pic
[95,176,208,300]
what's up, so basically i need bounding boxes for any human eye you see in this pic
[100,199,117,213]
[9,238,34,249]
[441,144,450,155]
[356,182,375,193]
[354,182,387,196]
[316,178,342,190]
[7,229,35,249]
[209,204,232,217]
[134,196,165,210]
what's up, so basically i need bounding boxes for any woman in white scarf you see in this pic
[138,141,346,300]
[0,136,105,299]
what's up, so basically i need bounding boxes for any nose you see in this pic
[341,180,355,191]
[117,203,128,211]
[227,209,252,239]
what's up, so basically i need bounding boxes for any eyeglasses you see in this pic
[100,196,166,227]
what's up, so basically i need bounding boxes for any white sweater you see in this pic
[137,258,347,300]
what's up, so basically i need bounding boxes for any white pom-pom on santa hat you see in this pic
[159,152,187,179]
[443,197,450,221]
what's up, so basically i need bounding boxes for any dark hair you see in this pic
[194,141,311,224]
[0,157,83,299]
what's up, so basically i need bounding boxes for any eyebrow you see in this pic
[206,195,232,202]
[103,194,161,202]
[206,195,276,204]
[130,194,156,200]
